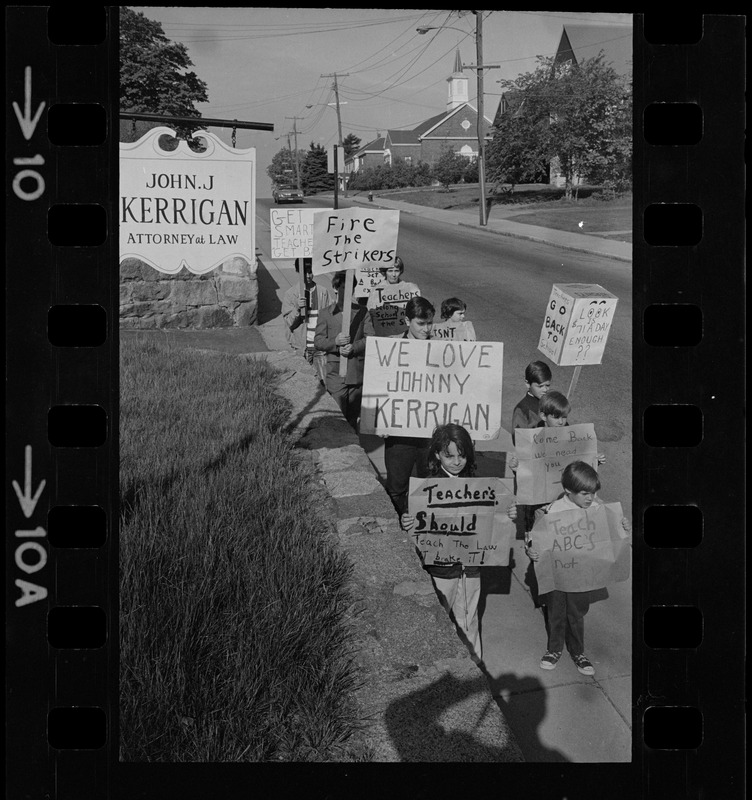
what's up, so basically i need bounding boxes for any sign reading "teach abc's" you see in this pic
[538,283,618,366]
[120,127,256,275]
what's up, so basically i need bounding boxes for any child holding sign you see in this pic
[510,391,606,528]
[439,297,477,341]
[512,362,553,535]
[382,295,435,516]
[512,360,553,435]
[401,423,517,663]
[314,271,375,430]
[525,461,631,676]
[281,258,335,382]
[367,256,421,337]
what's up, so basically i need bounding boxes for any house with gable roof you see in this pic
[493,22,632,187]
[345,50,493,179]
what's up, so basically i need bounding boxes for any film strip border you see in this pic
[634,13,745,798]
[4,8,745,798]
[6,7,117,799]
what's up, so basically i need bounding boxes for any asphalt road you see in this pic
[259,197,632,518]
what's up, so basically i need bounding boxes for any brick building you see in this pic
[345,50,493,176]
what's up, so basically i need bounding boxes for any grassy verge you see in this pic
[361,184,632,242]
[120,336,368,762]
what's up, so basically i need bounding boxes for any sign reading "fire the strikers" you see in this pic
[120,127,256,274]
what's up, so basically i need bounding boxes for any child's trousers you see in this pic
[540,589,591,655]
[431,572,482,661]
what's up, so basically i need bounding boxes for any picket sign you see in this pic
[360,338,504,439]
[408,476,516,567]
[537,283,618,401]
[530,502,630,594]
[513,423,599,505]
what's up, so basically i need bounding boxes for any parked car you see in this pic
[272,184,304,204]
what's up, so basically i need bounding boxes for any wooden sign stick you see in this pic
[339,269,354,377]
[298,262,307,315]
[567,365,582,401]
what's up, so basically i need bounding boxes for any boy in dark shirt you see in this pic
[512,361,553,533]
[511,360,553,437]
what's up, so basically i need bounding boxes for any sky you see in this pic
[133,7,632,196]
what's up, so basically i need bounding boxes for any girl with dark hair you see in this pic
[402,423,517,665]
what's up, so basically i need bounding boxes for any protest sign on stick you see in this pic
[409,476,516,567]
[537,284,618,367]
[530,502,631,594]
[311,208,399,276]
[269,207,315,260]
[514,423,599,505]
[360,338,503,439]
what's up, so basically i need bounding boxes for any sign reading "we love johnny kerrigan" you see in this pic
[120,127,256,275]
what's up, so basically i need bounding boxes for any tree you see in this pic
[120,7,209,144]
[461,157,479,184]
[486,107,549,193]
[266,146,306,186]
[432,148,466,190]
[489,54,632,199]
[301,142,334,194]
[343,133,362,158]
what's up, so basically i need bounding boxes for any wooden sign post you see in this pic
[339,270,354,377]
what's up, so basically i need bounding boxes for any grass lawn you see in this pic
[120,336,369,762]
[503,204,632,244]
[360,184,632,243]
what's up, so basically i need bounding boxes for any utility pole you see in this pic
[465,11,499,226]
[285,116,304,191]
[321,72,350,197]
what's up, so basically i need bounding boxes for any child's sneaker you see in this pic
[572,653,595,676]
[539,651,562,670]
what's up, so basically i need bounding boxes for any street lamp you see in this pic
[418,13,496,226]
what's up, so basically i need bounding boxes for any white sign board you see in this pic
[537,284,618,366]
[360,338,504,439]
[430,320,477,341]
[514,423,599,505]
[269,207,317,260]
[531,503,631,594]
[311,208,399,275]
[354,266,387,299]
[367,281,421,336]
[120,127,255,275]
[409,476,516,567]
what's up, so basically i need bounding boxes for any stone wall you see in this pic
[119,256,258,329]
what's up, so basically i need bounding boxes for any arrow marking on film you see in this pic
[13,66,46,141]
[12,445,46,518]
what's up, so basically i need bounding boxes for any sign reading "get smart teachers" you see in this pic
[120,127,256,275]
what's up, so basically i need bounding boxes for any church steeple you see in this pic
[446,49,469,111]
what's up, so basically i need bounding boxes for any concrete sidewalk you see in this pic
[319,191,632,263]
